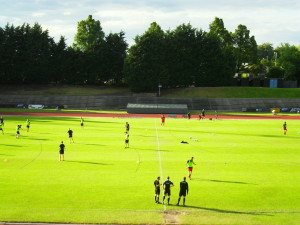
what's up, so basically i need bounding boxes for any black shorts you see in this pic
[81,123,84,126]
[155,188,160,195]
[0,128,2,130]
[26,125,30,128]
[69,135,72,138]
[179,190,187,197]
[16,131,20,134]
[59,150,64,154]
[164,189,171,196]
[125,139,129,143]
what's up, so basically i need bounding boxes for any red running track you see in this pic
[2,111,300,120]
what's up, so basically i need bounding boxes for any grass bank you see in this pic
[163,87,300,98]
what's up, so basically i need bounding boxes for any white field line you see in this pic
[154,119,166,211]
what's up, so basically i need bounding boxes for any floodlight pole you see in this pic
[158,84,162,97]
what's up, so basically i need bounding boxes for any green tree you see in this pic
[208,17,235,85]
[209,17,232,46]
[232,24,258,73]
[165,23,197,87]
[73,15,105,52]
[257,43,274,60]
[276,43,300,81]
[102,31,128,85]
[125,22,166,92]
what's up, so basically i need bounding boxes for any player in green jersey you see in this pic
[186,157,196,179]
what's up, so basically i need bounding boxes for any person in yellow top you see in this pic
[186,157,196,179]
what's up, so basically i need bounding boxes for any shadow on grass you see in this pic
[25,138,49,141]
[133,147,170,152]
[199,179,257,185]
[2,144,22,147]
[177,205,272,216]
[0,153,16,156]
[84,143,105,146]
[65,160,114,166]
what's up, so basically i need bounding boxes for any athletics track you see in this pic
[2,111,300,120]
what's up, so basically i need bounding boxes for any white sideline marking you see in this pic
[154,120,166,211]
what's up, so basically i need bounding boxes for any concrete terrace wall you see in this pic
[0,94,300,111]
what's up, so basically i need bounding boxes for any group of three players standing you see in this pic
[154,157,196,206]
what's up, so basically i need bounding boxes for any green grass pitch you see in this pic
[0,115,300,224]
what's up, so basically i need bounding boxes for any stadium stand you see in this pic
[1,94,300,111]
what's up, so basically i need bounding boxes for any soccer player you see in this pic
[67,128,74,143]
[26,119,31,132]
[163,176,174,205]
[16,125,22,139]
[59,141,65,161]
[187,112,191,119]
[0,116,4,127]
[125,122,130,133]
[80,117,84,128]
[0,122,3,134]
[154,176,161,203]
[161,115,165,126]
[186,157,196,179]
[283,121,287,135]
[198,113,202,120]
[177,177,189,206]
[201,109,205,119]
[125,132,129,148]
[215,111,218,120]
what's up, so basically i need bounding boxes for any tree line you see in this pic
[0,15,299,91]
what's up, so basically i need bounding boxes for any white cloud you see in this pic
[0,0,300,47]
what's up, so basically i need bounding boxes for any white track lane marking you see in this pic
[154,119,166,211]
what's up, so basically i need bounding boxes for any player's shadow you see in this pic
[178,205,272,216]
[65,160,113,166]
[2,144,22,147]
[196,179,257,185]
[0,153,15,156]
[134,147,170,152]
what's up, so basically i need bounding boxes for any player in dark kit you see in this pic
[125,122,130,133]
[163,176,174,205]
[80,117,84,128]
[177,177,189,206]
[283,121,287,135]
[59,141,65,161]
[67,128,74,143]
[26,119,31,132]
[154,176,161,203]
[0,123,3,134]
[201,109,205,119]
[0,116,4,127]
[125,132,129,148]
[187,112,191,119]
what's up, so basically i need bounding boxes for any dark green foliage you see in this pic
[125,21,236,91]
[0,17,127,86]
[266,66,285,78]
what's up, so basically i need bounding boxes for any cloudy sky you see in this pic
[1,0,300,47]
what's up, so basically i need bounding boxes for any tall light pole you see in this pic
[158,84,162,97]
